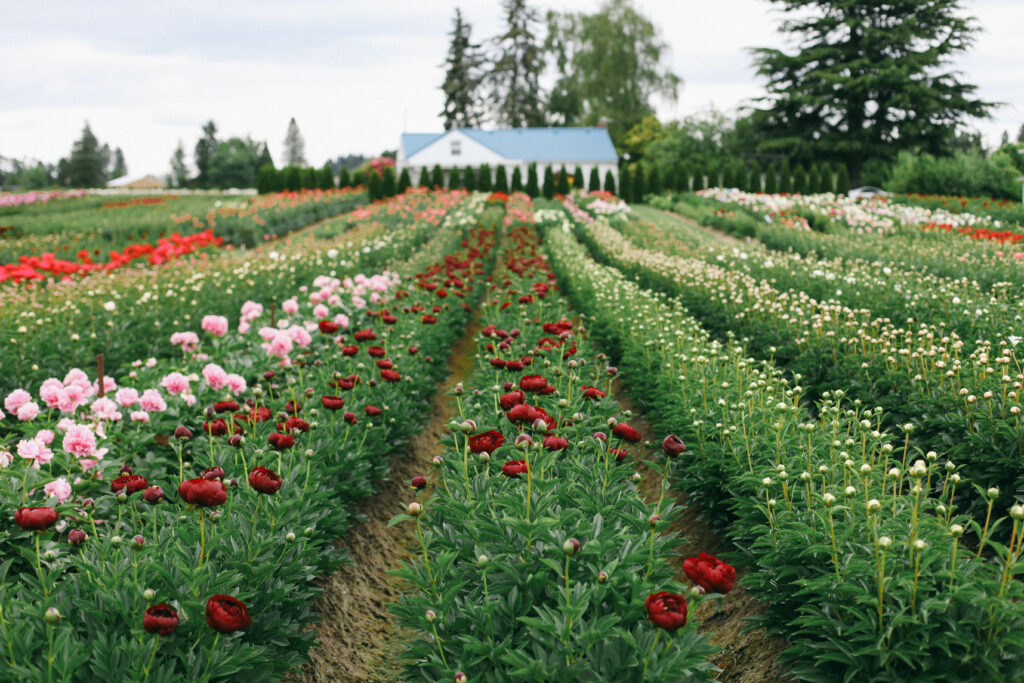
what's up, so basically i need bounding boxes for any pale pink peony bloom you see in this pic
[145,358,157,368]
[44,477,73,504]
[267,332,293,358]
[226,373,247,394]
[17,402,40,421]
[258,326,278,342]
[0,408,4,420]
[314,304,329,319]
[170,331,200,352]
[181,393,197,407]
[130,410,150,423]
[327,294,342,307]
[160,372,190,396]
[63,368,90,387]
[4,389,32,413]
[115,387,140,407]
[17,438,53,469]
[36,429,55,446]
[93,376,117,395]
[90,397,121,421]
[240,300,263,321]
[281,298,299,315]
[0,450,12,467]
[335,313,350,329]
[56,418,76,432]
[351,295,366,310]
[128,371,138,379]
[238,321,251,334]
[57,385,87,414]
[201,315,229,337]
[39,378,65,408]
[139,389,167,412]
[288,325,312,348]
[202,363,228,391]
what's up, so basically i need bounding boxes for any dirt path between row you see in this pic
[293,320,481,683]
[612,380,791,683]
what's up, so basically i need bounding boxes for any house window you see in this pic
[451,140,461,156]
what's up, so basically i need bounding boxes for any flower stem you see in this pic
[142,636,160,683]
[640,629,663,681]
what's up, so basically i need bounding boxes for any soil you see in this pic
[612,380,791,683]
[292,320,480,683]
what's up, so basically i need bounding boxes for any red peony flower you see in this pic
[519,375,548,392]
[203,466,225,480]
[318,320,340,334]
[284,400,301,414]
[354,329,377,342]
[645,592,688,630]
[268,432,295,450]
[543,435,569,451]
[501,460,529,478]
[683,552,735,594]
[411,476,427,489]
[14,507,59,531]
[468,430,505,454]
[143,603,180,636]
[321,395,345,411]
[582,386,606,401]
[489,358,507,369]
[663,435,686,458]
[68,528,88,545]
[380,369,401,382]
[111,474,148,495]
[203,419,229,436]
[249,466,282,495]
[279,416,309,433]
[421,315,437,324]
[342,345,359,356]
[173,426,193,440]
[344,412,357,424]
[213,400,240,414]
[612,423,642,444]
[365,405,382,416]
[143,486,164,504]
[499,391,525,411]
[178,478,227,507]
[367,345,386,358]
[205,595,252,633]
[610,448,629,461]
[505,360,524,372]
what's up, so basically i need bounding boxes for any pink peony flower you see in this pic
[93,376,117,395]
[17,438,54,469]
[238,321,251,335]
[90,397,121,421]
[44,477,73,504]
[267,333,293,358]
[139,389,167,412]
[282,299,299,315]
[201,315,229,337]
[63,368,90,388]
[130,410,150,423]
[0,450,12,467]
[17,402,40,421]
[63,424,97,457]
[4,389,32,413]
[36,429,55,446]
[202,363,228,391]
[226,373,247,394]
[160,372,190,396]
[56,417,76,432]
[335,313,350,329]
[288,325,312,348]
[115,387,140,407]
[39,379,64,409]
[181,393,197,407]
[313,304,329,319]
[170,331,200,352]
[257,326,278,342]
[240,300,263,320]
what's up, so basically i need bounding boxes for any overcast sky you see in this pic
[2,0,1021,176]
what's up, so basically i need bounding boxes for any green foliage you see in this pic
[381,166,397,197]
[817,161,832,193]
[487,0,546,127]
[63,122,107,188]
[193,120,218,189]
[619,166,632,202]
[588,167,601,192]
[526,163,540,198]
[763,163,778,194]
[318,163,336,190]
[397,167,411,194]
[283,117,306,167]
[887,150,1022,200]
[511,166,524,193]
[440,8,485,129]
[778,159,792,193]
[430,165,444,189]
[556,165,571,195]
[300,167,317,191]
[477,163,492,192]
[280,166,300,192]
[572,165,584,189]
[495,165,510,193]
[604,169,616,196]
[256,164,279,194]
[807,164,820,195]
[646,165,661,196]
[463,165,478,192]
[450,166,463,189]
[337,167,351,188]
[542,165,556,199]
[748,160,763,192]
[792,164,808,194]
[367,170,382,200]
[208,137,261,189]
[351,170,366,188]
[632,164,645,203]
[835,163,851,195]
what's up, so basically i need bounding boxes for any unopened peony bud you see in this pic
[411,476,427,490]
[143,588,156,601]
[132,535,145,550]
[1012,505,1024,520]
[454,673,467,683]
[950,524,964,537]
[563,538,581,556]
[597,570,608,583]
[286,532,296,542]
[649,514,661,527]
[425,610,436,623]
[988,487,1000,499]
[173,426,193,441]
[407,502,422,517]
[878,536,892,550]
[822,493,836,507]
[867,499,881,513]
[431,455,443,466]
[44,608,60,624]
[477,555,489,567]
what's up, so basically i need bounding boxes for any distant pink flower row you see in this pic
[0,189,88,208]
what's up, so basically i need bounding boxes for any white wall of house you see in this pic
[405,160,619,191]
[401,130,507,169]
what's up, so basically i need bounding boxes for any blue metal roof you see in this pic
[402,127,618,162]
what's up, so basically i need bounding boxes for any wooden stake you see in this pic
[96,354,106,397]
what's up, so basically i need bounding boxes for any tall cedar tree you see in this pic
[495,165,510,193]
[170,141,189,189]
[463,165,477,191]
[382,167,397,197]
[556,166,571,195]
[792,164,808,194]
[510,166,524,193]
[545,0,680,145]
[542,166,555,199]
[836,164,852,195]
[489,0,546,127]
[283,118,306,167]
[397,168,411,194]
[319,163,336,189]
[604,169,616,196]
[588,167,601,192]
[64,122,106,187]
[751,0,994,184]
[478,164,493,192]
[440,9,485,130]
[525,163,539,197]
[338,167,351,188]
[778,159,792,193]
[449,166,462,189]
[573,166,584,189]
[194,121,218,188]
[368,171,382,200]
[430,165,445,188]
[764,163,778,194]
[749,160,763,192]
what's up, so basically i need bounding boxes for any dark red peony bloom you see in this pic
[342,345,359,356]
[582,386,606,401]
[14,507,59,531]
[376,359,394,369]
[354,329,377,342]
[143,603,180,636]
[499,391,525,411]
[203,466,225,480]
[380,369,401,382]
[173,426,193,440]
[610,448,629,461]
[178,478,227,507]
[468,430,505,454]
[543,435,569,451]
[249,466,282,495]
[367,345,386,358]
[421,315,437,324]
[662,435,686,458]
[318,320,340,334]
[612,423,642,444]
[213,400,240,414]
[268,432,295,450]
[203,419,229,436]
[321,395,345,411]
[683,552,735,594]
[364,405,382,417]
[501,460,529,478]
[645,592,688,630]
[408,346,419,355]
[235,406,273,425]
[411,476,427,489]
[205,595,252,633]
[284,400,301,414]
[343,412,358,425]
[505,360,524,372]
[143,485,164,504]
[68,528,88,545]
[519,375,548,392]
[489,358,507,369]
[279,417,310,433]
[111,474,148,495]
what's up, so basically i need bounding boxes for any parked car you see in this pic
[848,186,891,200]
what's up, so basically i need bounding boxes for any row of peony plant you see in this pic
[391,217,725,681]
[0,197,499,680]
[0,189,470,397]
[541,215,1024,681]
[566,203,1024,525]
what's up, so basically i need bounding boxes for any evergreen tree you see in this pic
[449,166,462,189]
[352,170,366,188]
[751,0,994,184]
[338,167,351,188]
[283,118,306,167]
[318,163,336,190]
[194,120,218,188]
[556,166,571,195]
[382,166,397,197]
[632,165,645,202]
[207,137,261,188]
[488,0,546,127]
[573,166,584,190]
[542,166,555,199]
[65,123,107,187]
[511,166,524,193]
[169,140,189,189]
[835,164,852,195]
[604,169,617,196]
[778,159,792,193]
[588,167,601,192]
[397,168,411,194]
[647,165,661,195]
[818,161,833,193]
[256,143,274,171]
[440,9,485,129]
[792,164,808,194]
[463,165,477,191]
[619,166,632,201]
[495,165,510,193]
[807,164,821,195]
[301,167,317,190]
[526,163,540,197]
[416,167,429,187]
[283,166,301,191]
[430,165,444,188]
[721,162,735,189]
[748,160,763,192]
[692,165,705,191]
[478,164,493,192]
[1018,124,1024,144]
[110,148,127,180]
[763,163,778,194]
[368,171,382,200]
[257,164,278,194]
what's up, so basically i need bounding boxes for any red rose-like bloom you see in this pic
[367,345,386,358]
[468,430,505,454]
[68,528,88,545]
[344,412,358,425]
[213,400,240,414]
[143,485,165,504]
[354,329,377,342]
[376,359,394,369]
[582,386,606,401]
[318,320,340,334]
[489,358,507,369]
[610,448,629,461]
[408,346,419,355]
[505,360,524,372]
[143,604,180,636]
[249,466,283,495]
[14,507,59,531]
[411,476,428,489]
[280,417,310,433]
[506,404,537,424]
[111,474,149,495]
[519,375,548,392]
[173,426,193,440]
[645,592,688,630]
[268,432,295,450]
[235,406,273,425]
[543,435,569,451]
[380,369,401,382]
[284,400,302,414]
[205,595,252,633]
[683,552,736,594]
[364,405,382,416]
[421,315,437,324]
[612,423,642,444]
[203,466,225,480]
[342,345,359,356]
[321,395,345,411]
[501,460,529,478]
[663,435,686,458]
[499,391,525,411]
[203,419,229,436]
[178,478,227,507]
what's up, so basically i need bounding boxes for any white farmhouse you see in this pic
[398,127,619,190]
